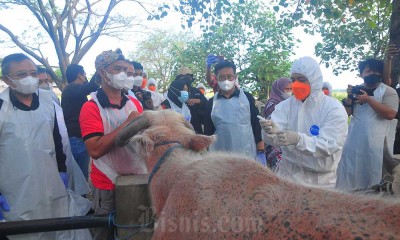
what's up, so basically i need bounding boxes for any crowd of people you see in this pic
[0,45,399,239]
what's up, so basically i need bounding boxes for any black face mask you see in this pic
[364,74,381,85]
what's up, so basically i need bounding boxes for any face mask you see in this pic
[178,91,189,103]
[292,81,311,101]
[124,76,135,90]
[9,76,39,94]
[105,71,127,90]
[141,78,148,89]
[218,80,235,92]
[322,89,330,95]
[39,82,51,90]
[199,88,205,95]
[281,91,292,99]
[364,74,381,85]
[133,76,143,87]
[148,85,156,92]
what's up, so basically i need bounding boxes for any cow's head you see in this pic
[116,110,215,168]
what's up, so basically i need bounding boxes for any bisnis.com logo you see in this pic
[155,211,264,233]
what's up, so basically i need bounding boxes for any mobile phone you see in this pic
[257,115,265,120]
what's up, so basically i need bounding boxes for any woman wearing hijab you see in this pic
[263,77,292,171]
[160,79,191,122]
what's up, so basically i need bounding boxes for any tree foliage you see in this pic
[274,0,396,76]
[129,30,189,93]
[176,1,295,100]
[0,0,147,88]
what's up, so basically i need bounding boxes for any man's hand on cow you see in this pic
[0,194,10,221]
[275,131,300,146]
[126,111,140,123]
[186,99,201,106]
[259,118,278,135]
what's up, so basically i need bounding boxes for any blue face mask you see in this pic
[178,91,189,103]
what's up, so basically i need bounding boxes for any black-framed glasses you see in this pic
[217,74,236,81]
[7,71,38,80]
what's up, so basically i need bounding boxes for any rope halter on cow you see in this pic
[148,141,183,186]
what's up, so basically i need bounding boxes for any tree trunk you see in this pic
[390,0,400,87]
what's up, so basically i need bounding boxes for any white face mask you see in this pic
[218,80,235,92]
[105,71,127,90]
[9,76,39,94]
[124,76,135,90]
[39,82,52,90]
[281,91,292,99]
[133,76,143,87]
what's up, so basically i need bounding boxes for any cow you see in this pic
[116,110,400,240]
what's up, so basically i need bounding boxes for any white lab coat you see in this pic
[264,57,348,189]
[337,83,398,191]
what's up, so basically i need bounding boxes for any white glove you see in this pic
[259,118,278,135]
[275,131,300,146]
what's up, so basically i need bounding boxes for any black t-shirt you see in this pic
[61,78,98,138]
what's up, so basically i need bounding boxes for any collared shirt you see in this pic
[0,90,66,172]
[80,88,143,141]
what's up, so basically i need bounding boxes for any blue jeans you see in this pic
[69,137,90,180]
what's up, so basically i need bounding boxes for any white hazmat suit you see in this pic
[263,57,348,189]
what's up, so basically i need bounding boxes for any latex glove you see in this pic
[259,118,278,135]
[256,152,267,166]
[275,131,300,146]
[206,54,219,68]
[59,172,68,188]
[0,194,10,220]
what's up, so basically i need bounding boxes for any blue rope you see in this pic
[148,144,183,185]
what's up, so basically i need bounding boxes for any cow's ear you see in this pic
[186,135,215,152]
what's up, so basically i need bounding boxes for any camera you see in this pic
[142,90,152,101]
[349,85,375,101]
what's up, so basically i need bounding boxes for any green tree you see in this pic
[0,0,158,89]
[129,30,190,93]
[274,0,400,86]
[176,1,295,100]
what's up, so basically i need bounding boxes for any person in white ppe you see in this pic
[147,78,164,108]
[0,53,91,239]
[337,58,399,191]
[260,56,348,189]
[322,81,333,96]
[204,60,266,165]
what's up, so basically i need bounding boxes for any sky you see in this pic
[0,1,363,90]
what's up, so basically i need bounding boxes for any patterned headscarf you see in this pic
[95,48,125,70]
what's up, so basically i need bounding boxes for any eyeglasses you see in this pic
[218,75,236,81]
[133,72,143,77]
[7,71,38,80]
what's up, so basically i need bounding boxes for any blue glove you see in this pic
[0,194,10,220]
[59,172,68,188]
[206,54,219,68]
[256,152,267,166]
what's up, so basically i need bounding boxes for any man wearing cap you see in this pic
[61,64,99,179]
[176,66,208,134]
[79,49,146,239]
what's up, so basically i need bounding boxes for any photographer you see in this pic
[129,61,154,110]
[337,58,399,192]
